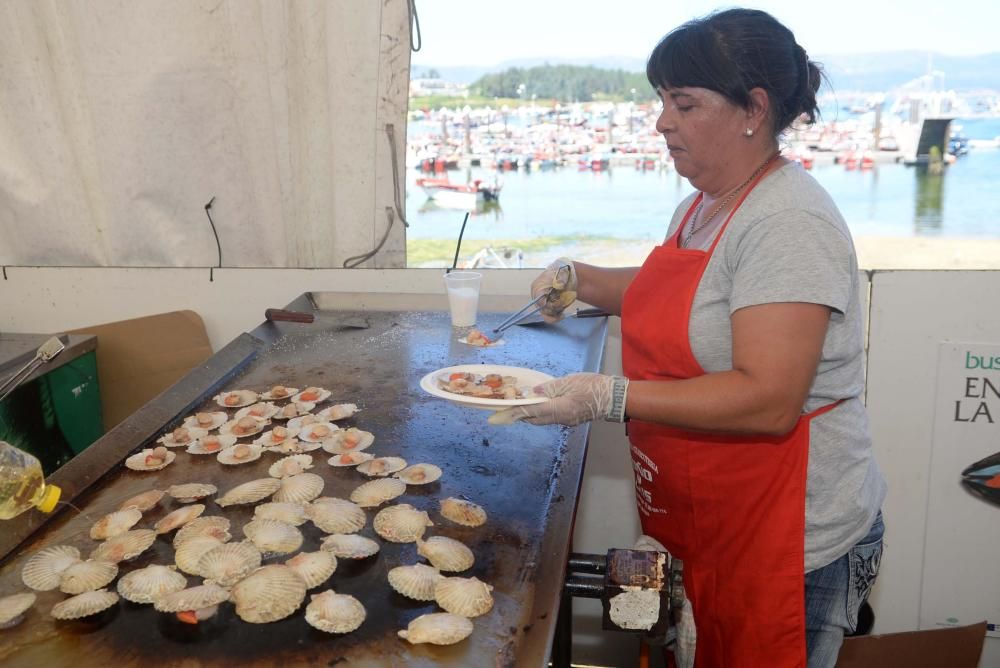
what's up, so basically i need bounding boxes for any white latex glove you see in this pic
[488,372,614,426]
[530,258,578,323]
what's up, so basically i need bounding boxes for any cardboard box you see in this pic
[69,310,213,430]
[835,621,986,668]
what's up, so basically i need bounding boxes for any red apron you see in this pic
[622,178,839,667]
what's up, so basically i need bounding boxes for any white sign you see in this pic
[922,343,1000,642]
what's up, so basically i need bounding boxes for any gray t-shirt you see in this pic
[665,161,887,571]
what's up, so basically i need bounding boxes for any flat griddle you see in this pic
[0,292,607,667]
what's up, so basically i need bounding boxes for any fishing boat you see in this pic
[415,177,501,210]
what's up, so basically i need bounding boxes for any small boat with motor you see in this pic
[415,177,501,210]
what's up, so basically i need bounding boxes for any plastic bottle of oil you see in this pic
[0,441,61,520]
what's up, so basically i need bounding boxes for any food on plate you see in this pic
[438,371,524,400]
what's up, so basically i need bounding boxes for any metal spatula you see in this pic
[0,336,66,403]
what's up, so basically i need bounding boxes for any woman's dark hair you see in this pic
[646,8,823,134]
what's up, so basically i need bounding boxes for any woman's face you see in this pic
[655,86,750,190]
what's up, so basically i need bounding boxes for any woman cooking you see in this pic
[491,9,887,668]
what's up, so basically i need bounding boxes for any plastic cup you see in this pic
[443,271,482,328]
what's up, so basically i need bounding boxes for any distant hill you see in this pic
[412,52,1000,93]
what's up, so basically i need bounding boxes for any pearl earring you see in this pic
[744,128,754,137]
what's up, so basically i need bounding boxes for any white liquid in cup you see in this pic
[444,272,482,327]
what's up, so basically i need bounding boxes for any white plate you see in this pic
[419,364,554,410]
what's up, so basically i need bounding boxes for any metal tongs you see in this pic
[493,291,552,336]
[0,336,66,403]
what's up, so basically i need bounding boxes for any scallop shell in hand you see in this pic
[292,387,331,404]
[255,502,308,526]
[0,592,36,629]
[394,463,442,485]
[167,482,217,503]
[320,534,380,560]
[304,590,365,633]
[373,504,433,543]
[273,472,324,504]
[398,612,473,645]
[307,498,366,534]
[327,451,374,467]
[322,427,374,454]
[22,545,82,591]
[236,401,280,420]
[51,589,119,620]
[216,442,264,465]
[440,497,487,527]
[175,536,225,576]
[125,447,175,471]
[243,519,303,555]
[154,504,205,534]
[118,488,165,512]
[219,417,268,439]
[416,536,474,572]
[349,478,406,508]
[298,422,339,443]
[316,403,360,421]
[59,560,118,595]
[154,583,230,613]
[216,478,281,507]
[183,411,227,431]
[285,551,337,589]
[158,426,207,448]
[117,564,187,604]
[231,565,307,623]
[215,389,259,408]
[357,456,407,477]
[174,516,232,547]
[388,564,443,601]
[267,454,313,479]
[187,434,237,455]
[198,542,262,587]
[434,576,494,617]
[90,507,142,540]
[90,529,157,563]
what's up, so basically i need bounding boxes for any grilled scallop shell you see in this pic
[51,589,119,620]
[254,425,300,448]
[174,516,232,547]
[439,497,488,527]
[183,411,228,431]
[416,536,475,573]
[273,472,324,504]
[186,434,237,455]
[90,507,143,540]
[90,529,157,563]
[349,478,406,508]
[267,454,314,479]
[327,451,374,467]
[322,428,374,454]
[298,422,339,443]
[285,551,337,589]
[287,414,322,431]
[236,402,280,421]
[260,385,299,401]
[59,560,118,595]
[175,536,226,576]
[157,427,207,448]
[198,542,263,587]
[216,478,281,508]
[387,564,444,601]
[125,447,176,471]
[254,502,308,526]
[231,565,307,623]
[394,463,443,485]
[242,519,304,555]
[216,442,264,465]
[154,583,230,613]
[316,403,360,421]
[307,498,366,534]
[397,612,474,645]
[154,504,205,534]
[291,387,332,404]
[434,576,495,617]
[118,489,165,512]
[117,564,187,604]
[304,590,366,633]
[357,456,407,477]
[267,439,320,455]
[373,504,434,543]
[272,401,315,420]
[0,592,36,629]
[22,545,82,591]
[214,389,259,408]
[167,483,218,503]
[320,534,380,560]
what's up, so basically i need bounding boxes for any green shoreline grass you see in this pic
[407,234,621,266]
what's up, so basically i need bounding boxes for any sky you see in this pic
[410,0,999,66]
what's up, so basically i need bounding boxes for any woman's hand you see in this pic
[530,259,578,323]
[489,373,617,426]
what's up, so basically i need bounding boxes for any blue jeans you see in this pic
[804,512,885,668]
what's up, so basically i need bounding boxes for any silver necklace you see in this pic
[683,152,781,247]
